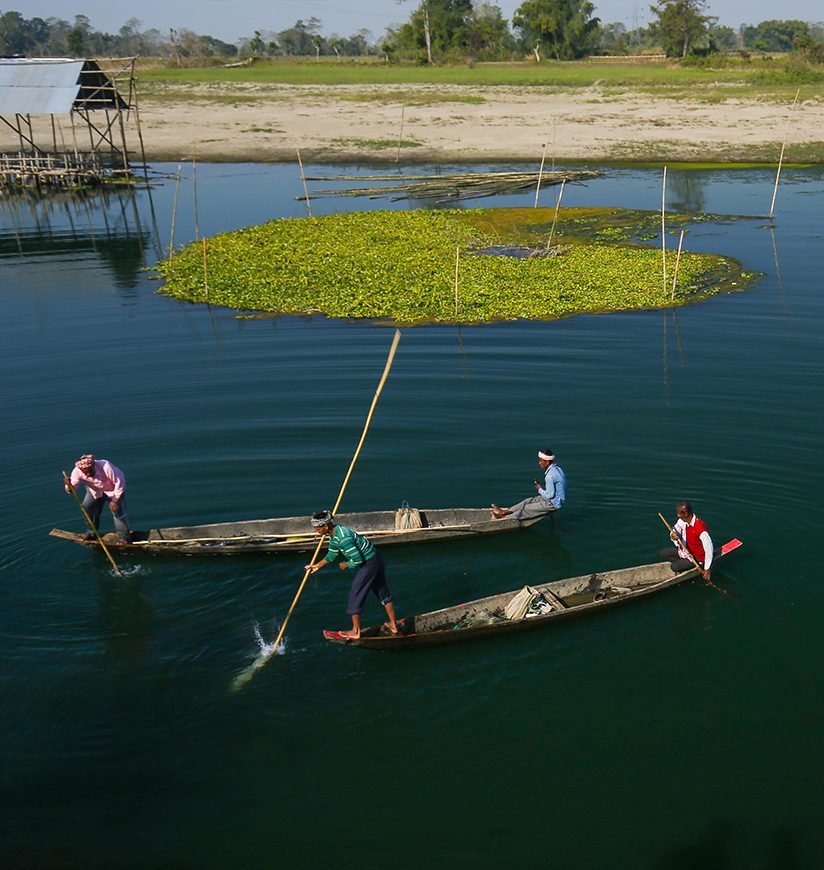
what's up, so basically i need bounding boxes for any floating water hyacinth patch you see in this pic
[155,207,759,324]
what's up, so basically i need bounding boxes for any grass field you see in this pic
[137,57,823,101]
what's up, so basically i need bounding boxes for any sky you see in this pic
[16,0,824,43]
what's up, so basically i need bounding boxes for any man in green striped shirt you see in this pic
[305,511,399,639]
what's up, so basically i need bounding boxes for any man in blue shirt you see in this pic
[305,510,399,639]
[492,448,567,520]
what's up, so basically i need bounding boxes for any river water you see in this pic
[1,163,823,868]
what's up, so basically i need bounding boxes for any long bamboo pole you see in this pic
[295,142,312,217]
[454,247,460,316]
[769,87,800,222]
[62,470,123,577]
[231,329,402,691]
[202,238,209,300]
[661,166,667,293]
[533,137,547,208]
[546,179,565,250]
[395,104,405,164]
[192,147,199,242]
[168,162,181,262]
[671,229,685,301]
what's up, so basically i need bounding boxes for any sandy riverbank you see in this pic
[4,83,823,163]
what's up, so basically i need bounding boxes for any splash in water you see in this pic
[253,621,286,657]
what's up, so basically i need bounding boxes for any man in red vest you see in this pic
[661,501,714,580]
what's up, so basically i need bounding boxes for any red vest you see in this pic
[684,516,709,564]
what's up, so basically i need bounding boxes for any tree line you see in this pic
[1,3,823,64]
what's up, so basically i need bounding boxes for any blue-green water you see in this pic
[2,164,823,868]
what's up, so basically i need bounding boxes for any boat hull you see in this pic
[323,539,743,650]
[49,507,545,556]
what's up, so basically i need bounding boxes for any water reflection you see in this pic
[667,169,709,214]
[0,187,158,290]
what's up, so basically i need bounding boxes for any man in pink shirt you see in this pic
[63,454,132,544]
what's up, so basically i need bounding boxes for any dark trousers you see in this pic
[660,547,697,573]
[83,491,131,541]
[346,553,391,616]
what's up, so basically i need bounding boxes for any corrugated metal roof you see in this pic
[0,58,126,115]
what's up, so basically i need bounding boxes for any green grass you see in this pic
[137,57,822,100]
[155,206,758,324]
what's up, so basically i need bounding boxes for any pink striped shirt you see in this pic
[70,460,126,500]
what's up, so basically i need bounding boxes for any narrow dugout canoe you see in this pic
[48,507,545,556]
[323,538,743,650]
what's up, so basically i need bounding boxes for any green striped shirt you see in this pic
[324,525,376,569]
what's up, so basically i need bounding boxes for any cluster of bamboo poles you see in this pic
[0,150,134,189]
[298,169,598,204]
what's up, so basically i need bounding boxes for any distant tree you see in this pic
[512,0,601,60]
[793,32,824,63]
[394,1,475,63]
[249,30,265,55]
[708,24,737,51]
[741,19,809,52]
[66,25,87,56]
[599,21,629,54]
[466,2,515,59]
[649,0,715,57]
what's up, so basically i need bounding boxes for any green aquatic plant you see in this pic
[155,207,758,324]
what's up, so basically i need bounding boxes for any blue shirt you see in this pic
[538,463,566,509]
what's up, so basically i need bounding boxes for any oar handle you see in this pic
[62,469,124,578]
[657,512,702,573]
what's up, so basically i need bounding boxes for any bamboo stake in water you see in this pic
[546,179,565,250]
[295,142,312,217]
[671,229,685,301]
[231,330,402,691]
[454,247,460,316]
[550,116,557,172]
[769,87,800,222]
[661,166,667,293]
[62,471,123,578]
[168,162,181,262]
[202,238,209,300]
[534,138,547,208]
[395,104,405,164]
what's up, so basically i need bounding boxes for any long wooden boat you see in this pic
[48,507,544,556]
[323,538,743,649]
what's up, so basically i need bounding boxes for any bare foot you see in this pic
[382,622,400,636]
[339,629,361,639]
[491,503,507,519]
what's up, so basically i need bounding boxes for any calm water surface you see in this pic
[1,163,823,868]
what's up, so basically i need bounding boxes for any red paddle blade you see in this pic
[720,538,743,555]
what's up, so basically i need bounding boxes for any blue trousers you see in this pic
[82,491,131,541]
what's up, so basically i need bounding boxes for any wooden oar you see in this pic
[232,329,402,691]
[62,470,124,578]
[657,512,731,598]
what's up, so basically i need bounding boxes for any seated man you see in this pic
[492,448,566,520]
[661,500,714,580]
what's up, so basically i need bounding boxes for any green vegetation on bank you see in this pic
[155,207,757,324]
[136,56,822,93]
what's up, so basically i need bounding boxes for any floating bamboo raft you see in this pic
[299,169,599,204]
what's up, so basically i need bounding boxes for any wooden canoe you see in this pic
[323,538,743,650]
[48,507,545,556]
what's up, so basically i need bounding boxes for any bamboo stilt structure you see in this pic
[769,88,801,222]
[396,104,405,164]
[671,229,685,301]
[295,142,312,217]
[231,330,402,692]
[661,166,667,293]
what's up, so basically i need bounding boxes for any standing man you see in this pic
[661,501,714,580]
[63,454,132,544]
[305,511,399,639]
[492,448,567,520]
